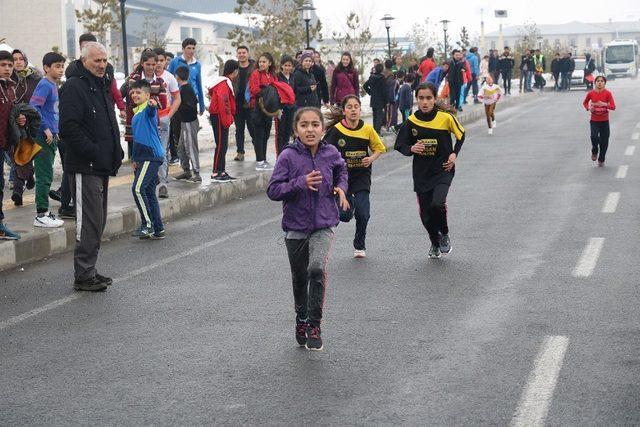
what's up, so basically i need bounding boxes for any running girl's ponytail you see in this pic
[324,95,361,130]
[414,82,458,114]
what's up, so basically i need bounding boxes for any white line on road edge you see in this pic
[632,133,639,140]
[601,192,621,213]
[511,336,569,427]
[572,237,605,278]
[625,146,636,156]
[615,165,629,179]
[0,163,412,331]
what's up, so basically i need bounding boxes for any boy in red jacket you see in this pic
[209,60,239,182]
[582,75,616,166]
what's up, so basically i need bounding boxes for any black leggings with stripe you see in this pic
[210,114,229,173]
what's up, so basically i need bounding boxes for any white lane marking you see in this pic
[624,146,636,156]
[0,162,411,331]
[615,165,628,179]
[0,295,79,331]
[601,192,621,213]
[572,237,605,278]
[511,336,569,427]
[632,132,639,140]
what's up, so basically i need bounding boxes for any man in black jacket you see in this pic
[363,63,386,134]
[551,53,561,90]
[559,52,571,91]
[447,49,465,111]
[498,47,515,94]
[59,42,124,292]
[232,46,255,161]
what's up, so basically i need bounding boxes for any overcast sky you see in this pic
[314,0,640,40]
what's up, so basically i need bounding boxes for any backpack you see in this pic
[258,85,282,117]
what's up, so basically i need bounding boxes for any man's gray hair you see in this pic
[81,41,107,58]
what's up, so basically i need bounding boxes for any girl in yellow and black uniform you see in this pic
[325,95,386,258]
[394,83,465,259]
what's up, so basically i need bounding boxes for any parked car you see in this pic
[570,58,586,88]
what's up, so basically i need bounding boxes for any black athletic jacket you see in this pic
[59,61,123,176]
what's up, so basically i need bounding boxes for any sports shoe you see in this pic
[354,249,366,258]
[439,234,452,254]
[169,157,180,165]
[131,226,144,237]
[0,223,20,240]
[255,161,265,171]
[192,173,202,183]
[95,273,113,286]
[262,161,274,171]
[591,153,597,161]
[139,226,154,240]
[11,192,23,206]
[151,229,166,240]
[428,244,441,259]
[488,128,493,135]
[49,189,62,202]
[173,171,192,180]
[306,325,323,350]
[158,185,169,199]
[73,276,107,292]
[34,212,64,228]
[212,172,235,183]
[58,207,76,219]
[598,161,605,167]
[295,322,308,346]
[234,153,244,161]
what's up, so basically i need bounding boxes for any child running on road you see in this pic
[583,75,616,167]
[477,75,503,135]
[394,83,466,259]
[324,95,386,258]
[267,107,349,351]
[130,80,165,239]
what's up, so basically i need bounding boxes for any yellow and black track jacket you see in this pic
[325,120,387,194]
[394,109,465,192]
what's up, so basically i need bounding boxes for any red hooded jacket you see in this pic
[249,69,277,108]
[208,77,236,128]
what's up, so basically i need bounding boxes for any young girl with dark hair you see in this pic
[267,107,349,351]
[249,53,277,170]
[275,55,296,156]
[325,95,386,258]
[330,52,359,106]
[583,75,616,166]
[394,83,466,259]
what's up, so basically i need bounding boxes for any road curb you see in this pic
[0,92,536,272]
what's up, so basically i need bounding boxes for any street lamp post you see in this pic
[381,14,395,61]
[298,1,315,49]
[119,0,129,75]
[440,19,450,60]
[537,36,544,50]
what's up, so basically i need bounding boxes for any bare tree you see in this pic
[406,20,438,57]
[331,11,373,78]
[75,0,125,44]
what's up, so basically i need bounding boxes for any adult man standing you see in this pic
[498,47,515,95]
[417,48,436,83]
[559,52,571,91]
[519,49,534,92]
[447,49,466,111]
[464,47,480,103]
[232,46,255,162]
[551,52,561,91]
[59,42,124,292]
[167,38,204,116]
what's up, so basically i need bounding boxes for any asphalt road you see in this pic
[1,80,640,425]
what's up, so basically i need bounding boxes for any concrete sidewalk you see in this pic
[0,91,534,271]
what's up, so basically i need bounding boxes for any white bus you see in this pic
[603,39,639,79]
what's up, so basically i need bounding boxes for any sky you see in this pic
[314,0,640,40]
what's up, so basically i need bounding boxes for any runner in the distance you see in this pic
[477,75,503,135]
[582,75,616,167]
[324,95,387,258]
[394,83,465,259]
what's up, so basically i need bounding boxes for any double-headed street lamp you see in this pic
[440,19,450,60]
[298,1,315,49]
[119,0,129,75]
[381,14,395,60]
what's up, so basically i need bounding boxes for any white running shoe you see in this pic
[255,161,264,171]
[492,120,497,128]
[262,161,274,171]
[34,212,64,228]
[488,128,493,135]
[354,249,366,258]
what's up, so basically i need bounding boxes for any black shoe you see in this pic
[73,276,107,292]
[26,175,35,190]
[173,171,192,180]
[305,325,323,350]
[49,189,62,202]
[151,229,166,240]
[58,207,76,219]
[439,234,452,254]
[95,273,113,286]
[428,244,441,259]
[295,322,308,346]
[158,185,169,199]
[192,173,202,183]
[11,192,23,206]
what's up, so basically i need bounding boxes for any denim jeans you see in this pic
[339,190,371,250]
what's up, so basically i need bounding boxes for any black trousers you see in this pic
[417,184,450,246]
[372,107,385,134]
[169,114,181,160]
[449,83,462,109]
[234,106,254,154]
[339,190,371,250]
[58,139,73,210]
[553,72,560,90]
[590,121,610,162]
[276,105,295,157]
[501,70,512,94]
[251,108,272,162]
[211,114,229,173]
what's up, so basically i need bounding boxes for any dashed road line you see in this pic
[573,237,605,278]
[625,146,636,156]
[601,192,621,213]
[511,336,569,427]
[615,165,629,179]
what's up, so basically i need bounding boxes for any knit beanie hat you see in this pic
[300,50,314,63]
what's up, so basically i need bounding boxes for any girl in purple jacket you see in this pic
[267,107,349,351]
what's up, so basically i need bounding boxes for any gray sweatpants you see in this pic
[158,116,171,186]
[284,228,335,327]
[178,120,200,173]
[70,174,109,281]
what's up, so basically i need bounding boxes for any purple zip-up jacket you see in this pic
[267,139,348,234]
